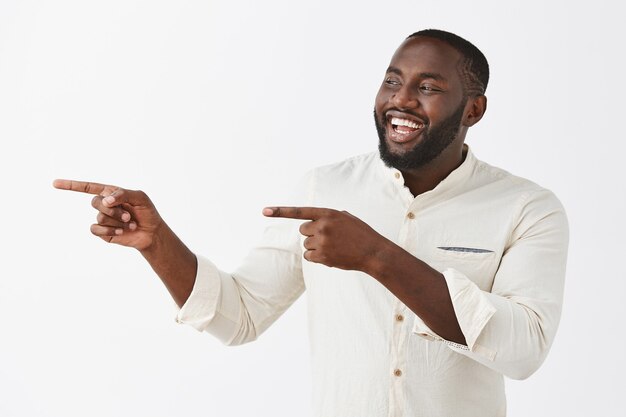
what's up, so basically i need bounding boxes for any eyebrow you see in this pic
[386,66,448,83]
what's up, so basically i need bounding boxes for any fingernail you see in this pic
[115,228,123,235]
[121,212,131,222]
[103,196,115,206]
[262,208,274,216]
[129,222,137,230]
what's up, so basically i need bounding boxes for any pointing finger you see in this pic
[53,179,111,195]
[54,179,150,208]
[262,207,332,220]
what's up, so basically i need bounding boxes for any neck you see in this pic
[400,143,467,197]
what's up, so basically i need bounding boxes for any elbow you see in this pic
[222,311,260,347]
[505,364,539,381]
[503,307,556,380]
[223,332,258,347]
[501,350,549,380]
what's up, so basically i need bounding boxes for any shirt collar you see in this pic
[378,144,477,202]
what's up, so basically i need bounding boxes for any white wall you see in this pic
[1,0,623,416]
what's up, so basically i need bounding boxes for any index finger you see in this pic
[52,179,111,195]
[262,206,331,220]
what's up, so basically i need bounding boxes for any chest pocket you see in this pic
[427,246,500,292]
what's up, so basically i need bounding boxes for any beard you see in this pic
[375,101,466,171]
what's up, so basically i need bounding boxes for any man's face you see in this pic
[374,37,468,171]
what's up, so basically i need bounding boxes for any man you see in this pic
[54,29,568,417]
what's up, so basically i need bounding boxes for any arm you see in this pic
[54,179,306,345]
[423,190,569,379]
[265,193,568,379]
[53,179,197,307]
[367,241,467,344]
[263,206,465,343]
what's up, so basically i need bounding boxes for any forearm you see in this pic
[140,222,197,307]
[366,239,466,345]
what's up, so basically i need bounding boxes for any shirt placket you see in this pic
[388,183,419,417]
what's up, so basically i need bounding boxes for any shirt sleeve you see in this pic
[175,172,314,346]
[176,221,305,346]
[412,188,569,380]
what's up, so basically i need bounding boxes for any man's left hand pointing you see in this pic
[263,206,390,273]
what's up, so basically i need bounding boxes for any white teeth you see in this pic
[390,117,423,129]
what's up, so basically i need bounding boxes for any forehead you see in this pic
[388,37,463,81]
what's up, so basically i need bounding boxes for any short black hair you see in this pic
[407,29,489,96]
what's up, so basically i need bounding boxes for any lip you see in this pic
[385,110,427,144]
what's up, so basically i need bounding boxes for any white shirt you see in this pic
[177,146,569,417]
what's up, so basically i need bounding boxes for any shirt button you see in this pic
[394,172,401,179]
[407,212,415,219]
[394,369,402,377]
[395,314,404,322]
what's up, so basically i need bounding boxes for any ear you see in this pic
[463,95,487,127]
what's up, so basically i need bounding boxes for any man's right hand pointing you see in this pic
[53,179,164,251]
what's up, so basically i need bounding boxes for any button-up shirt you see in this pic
[177,146,569,417]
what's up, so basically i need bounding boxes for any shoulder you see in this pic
[473,156,564,210]
[470,156,568,242]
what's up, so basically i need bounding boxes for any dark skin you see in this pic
[54,37,487,345]
[376,37,486,196]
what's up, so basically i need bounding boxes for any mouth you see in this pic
[385,111,426,144]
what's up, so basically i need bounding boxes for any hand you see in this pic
[53,179,163,251]
[263,206,388,272]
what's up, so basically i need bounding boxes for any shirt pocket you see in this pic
[428,246,500,292]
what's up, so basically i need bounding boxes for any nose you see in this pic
[390,85,419,110]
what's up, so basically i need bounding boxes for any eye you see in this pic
[384,77,400,86]
[420,84,441,93]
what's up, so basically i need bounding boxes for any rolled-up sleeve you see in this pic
[413,189,569,380]
[175,221,306,346]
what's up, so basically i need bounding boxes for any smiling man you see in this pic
[55,29,568,417]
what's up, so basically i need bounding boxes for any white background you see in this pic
[1,0,624,416]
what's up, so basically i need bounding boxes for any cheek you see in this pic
[374,87,390,108]
[421,96,454,119]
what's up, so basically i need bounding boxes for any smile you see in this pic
[385,112,426,144]
[391,117,424,133]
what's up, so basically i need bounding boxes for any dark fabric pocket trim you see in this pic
[437,246,494,253]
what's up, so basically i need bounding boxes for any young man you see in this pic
[55,29,568,417]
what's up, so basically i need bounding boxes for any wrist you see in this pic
[364,237,397,279]
[139,220,169,258]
